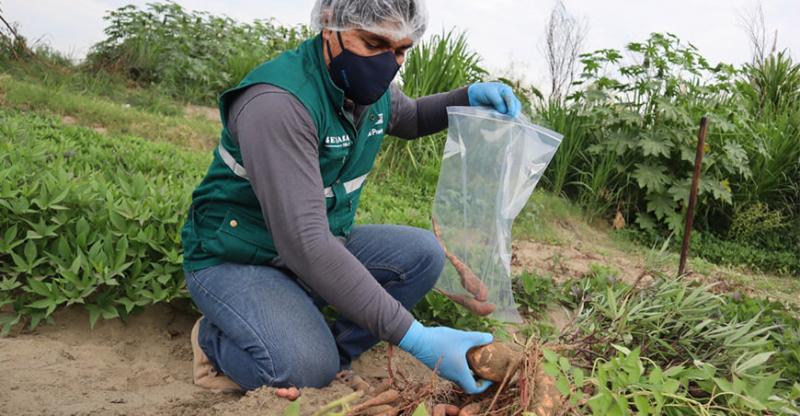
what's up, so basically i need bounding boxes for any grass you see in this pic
[0,58,184,116]
[0,74,219,150]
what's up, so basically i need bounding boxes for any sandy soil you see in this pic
[0,303,433,416]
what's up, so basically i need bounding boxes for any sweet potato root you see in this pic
[433,404,460,416]
[458,403,482,416]
[466,341,522,383]
[431,217,489,302]
[364,405,396,415]
[349,389,400,415]
[437,289,496,316]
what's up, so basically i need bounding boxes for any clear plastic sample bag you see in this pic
[432,106,563,322]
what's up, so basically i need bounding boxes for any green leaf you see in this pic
[411,403,429,416]
[27,278,52,297]
[645,193,675,221]
[282,399,300,416]
[633,395,651,415]
[587,391,613,415]
[558,356,571,371]
[75,217,90,247]
[662,379,680,395]
[23,239,38,265]
[700,178,732,204]
[542,362,560,377]
[0,313,22,336]
[573,368,585,386]
[633,163,670,192]
[109,210,127,231]
[555,374,571,396]
[750,373,779,401]
[638,134,673,157]
[1,224,22,251]
[734,351,774,375]
[714,377,738,394]
[27,298,56,309]
[86,305,102,329]
[542,348,558,363]
[635,213,657,230]
[611,344,631,355]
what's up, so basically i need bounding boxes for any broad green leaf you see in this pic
[572,367,585,386]
[714,377,738,394]
[635,213,657,230]
[633,395,651,415]
[645,193,674,221]
[558,356,571,371]
[700,178,732,204]
[587,391,613,415]
[555,374,571,396]
[0,313,22,336]
[750,373,779,401]
[633,163,670,192]
[638,134,673,157]
[542,348,558,363]
[24,239,38,265]
[542,362,560,378]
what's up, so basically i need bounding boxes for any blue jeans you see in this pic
[184,224,444,390]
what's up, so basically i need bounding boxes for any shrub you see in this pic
[85,2,313,104]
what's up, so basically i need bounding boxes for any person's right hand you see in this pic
[398,320,493,394]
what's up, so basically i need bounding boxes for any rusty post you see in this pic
[678,116,708,276]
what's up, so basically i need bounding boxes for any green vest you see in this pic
[181,34,392,272]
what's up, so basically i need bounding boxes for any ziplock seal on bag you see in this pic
[432,106,563,322]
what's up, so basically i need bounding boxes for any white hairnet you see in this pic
[310,0,428,42]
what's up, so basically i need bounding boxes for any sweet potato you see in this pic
[349,389,400,415]
[433,404,461,416]
[431,217,489,302]
[458,403,482,416]
[364,405,395,415]
[438,290,496,316]
[466,342,522,383]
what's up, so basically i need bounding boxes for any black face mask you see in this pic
[326,31,400,105]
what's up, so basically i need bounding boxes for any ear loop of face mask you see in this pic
[325,30,345,62]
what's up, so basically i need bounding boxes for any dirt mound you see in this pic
[511,239,647,284]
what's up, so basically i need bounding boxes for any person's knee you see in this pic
[414,228,446,288]
[293,348,339,388]
[252,337,339,389]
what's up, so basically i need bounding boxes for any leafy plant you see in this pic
[513,270,556,317]
[570,33,750,232]
[543,346,800,415]
[692,232,800,276]
[85,2,313,104]
[0,109,207,333]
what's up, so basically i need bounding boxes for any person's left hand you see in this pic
[467,82,522,118]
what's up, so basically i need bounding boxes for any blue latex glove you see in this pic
[467,82,522,117]
[398,320,494,394]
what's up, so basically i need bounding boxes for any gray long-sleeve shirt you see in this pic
[229,83,469,344]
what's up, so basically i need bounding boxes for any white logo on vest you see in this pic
[324,134,352,148]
